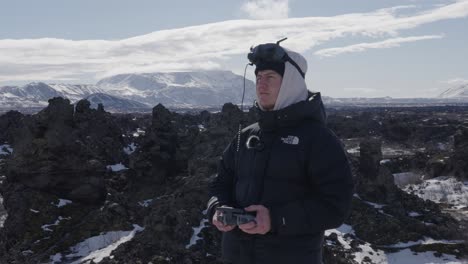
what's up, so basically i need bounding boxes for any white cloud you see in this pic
[1,0,468,84]
[241,0,289,20]
[444,78,468,85]
[314,35,444,57]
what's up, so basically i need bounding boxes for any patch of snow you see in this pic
[50,253,62,262]
[138,199,153,207]
[380,159,391,165]
[22,250,33,256]
[335,224,355,235]
[41,216,71,232]
[326,224,386,263]
[0,214,6,228]
[354,242,387,264]
[198,124,206,132]
[408,211,421,217]
[364,200,386,209]
[30,209,40,213]
[326,225,464,264]
[49,224,144,264]
[123,143,136,155]
[404,176,468,208]
[186,218,209,249]
[106,163,128,172]
[56,199,72,207]
[33,236,51,244]
[132,128,145,137]
[346,147,360,155]
[0,144,13,155]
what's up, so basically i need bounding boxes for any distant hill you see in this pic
[96,71,256,108]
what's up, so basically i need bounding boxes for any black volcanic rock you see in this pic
[451,127,468,180]
[128,104,181,190]
[356,138,400,204]
[1,104,468,264]
[5,97,124,204]
[0,110,24,144]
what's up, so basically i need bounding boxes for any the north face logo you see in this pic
[281,135,299,145]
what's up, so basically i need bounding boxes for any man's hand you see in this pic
[212,209,236,232]
[238,205,271,235]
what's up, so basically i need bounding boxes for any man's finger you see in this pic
[239,221,256,231]
[220,225,235,232]
[244,205,261,212]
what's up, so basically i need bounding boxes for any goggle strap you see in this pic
[286,56,305,78]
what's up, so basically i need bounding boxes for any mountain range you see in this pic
[0,71,256,112]
[1,71,468,112]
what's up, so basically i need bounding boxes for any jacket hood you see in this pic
[273,48,309,111]
[256,91,327,131]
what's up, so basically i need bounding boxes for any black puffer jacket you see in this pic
[207,92,354,264]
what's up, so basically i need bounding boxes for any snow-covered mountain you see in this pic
[0,71,256,112]
[0,82,103,109]
[48,83,105,102]
[97,71,256,108]
[438,83,468,98]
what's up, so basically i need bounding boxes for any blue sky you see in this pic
[1,0,467,98]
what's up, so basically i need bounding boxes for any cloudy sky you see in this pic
[1,0,467,98]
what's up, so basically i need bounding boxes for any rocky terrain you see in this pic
[0,98,467,263]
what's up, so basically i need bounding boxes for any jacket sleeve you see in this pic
[269,127,354,235]
[206,138,237,224]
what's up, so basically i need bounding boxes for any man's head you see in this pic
[249,42,309,111]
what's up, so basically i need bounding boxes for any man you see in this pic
[207,41,354,264]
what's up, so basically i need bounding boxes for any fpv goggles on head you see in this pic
[247,37,305,78]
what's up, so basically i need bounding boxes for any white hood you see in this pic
[272,48,308,111]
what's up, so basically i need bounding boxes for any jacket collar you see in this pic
[255,92,327,131]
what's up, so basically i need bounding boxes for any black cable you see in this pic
[241,62,251,112]
[237,63,253,152]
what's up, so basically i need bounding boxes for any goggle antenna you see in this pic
[276,37,287,45]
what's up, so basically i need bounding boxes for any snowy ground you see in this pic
[186,210,208,249]
[49,224,144,264]
[341,175,468,264]
[326,224,465,264]
[403,176,468,209]
[403,176,468,221]
[106,163,128,172]
[0,144,13,155]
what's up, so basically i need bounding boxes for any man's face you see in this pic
[256,70,283,111]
